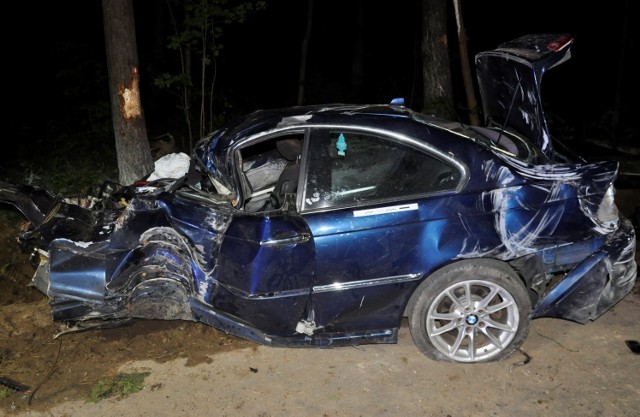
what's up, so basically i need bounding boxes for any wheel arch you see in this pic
[403,257,527,317]
[406,256,533,363]
[417,257,529,305]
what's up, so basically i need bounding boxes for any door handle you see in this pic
[260,233,311,247]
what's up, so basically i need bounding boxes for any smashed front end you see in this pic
[0,179,222,333]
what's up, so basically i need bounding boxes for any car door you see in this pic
[205,130,314,338]
[300,127,464,332]
[211,208,315,337]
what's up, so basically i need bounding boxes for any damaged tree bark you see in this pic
[102,0,154,185]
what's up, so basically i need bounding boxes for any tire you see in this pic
[407,259,531,363]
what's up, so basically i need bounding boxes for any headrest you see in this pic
[276,138,302,161]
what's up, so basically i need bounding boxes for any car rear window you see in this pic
[461,126,543,164]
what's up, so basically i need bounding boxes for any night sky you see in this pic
[5,0,638,176]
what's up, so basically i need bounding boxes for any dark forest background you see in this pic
[4,0,638,193]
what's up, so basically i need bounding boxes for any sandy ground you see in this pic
[1,190,639,417]
[3,293,640,417]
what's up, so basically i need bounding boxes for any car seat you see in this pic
[269,138,302,209]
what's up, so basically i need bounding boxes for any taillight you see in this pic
[596,185,619,229]
[547,35,574,52]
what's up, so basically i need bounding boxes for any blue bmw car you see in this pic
[0,34,636,363]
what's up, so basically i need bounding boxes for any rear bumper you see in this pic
[531,218,637,323]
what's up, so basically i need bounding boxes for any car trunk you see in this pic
[475,33,574,160]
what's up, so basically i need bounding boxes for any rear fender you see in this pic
[497,156,620,232]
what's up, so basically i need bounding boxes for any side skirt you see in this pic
[189,299,398,347]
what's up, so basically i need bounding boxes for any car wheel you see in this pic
[407,259,531,363]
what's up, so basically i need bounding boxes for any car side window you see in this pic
[302,130,460,211]
[238,133,304,212]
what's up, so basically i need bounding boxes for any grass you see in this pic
[87,372,151,403]
[0,387,12,399]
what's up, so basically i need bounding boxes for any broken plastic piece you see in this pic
[295,319,317,336]
[0,376,30,392]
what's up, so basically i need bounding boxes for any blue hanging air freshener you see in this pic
[336,133,347,156]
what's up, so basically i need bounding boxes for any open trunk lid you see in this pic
[475,34,574,160]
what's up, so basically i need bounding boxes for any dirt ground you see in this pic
[1,189,639,417]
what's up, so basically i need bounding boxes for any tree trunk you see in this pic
[452,0,479,125]
[297,0,314,106]
[420,0,455,120]
[102,0,154,185]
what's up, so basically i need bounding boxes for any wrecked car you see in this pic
[0,33,636,363]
